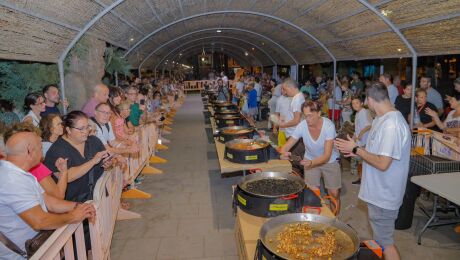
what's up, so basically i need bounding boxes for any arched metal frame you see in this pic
[150,38,267,77]
[122,10,336,62]
[167,44,262,68]
[56,2,419,124]
[57,0,125,114]
[152,35,276,71]
[357,0,418,129]
[137,27,299,71]
[151,43,263,70]
[157,46,258,78]
[157,45,259,72]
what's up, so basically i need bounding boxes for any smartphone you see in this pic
[140,99,145,105]
[103,153,116,163]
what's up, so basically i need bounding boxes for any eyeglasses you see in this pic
[96,110,112,116]
[71,125,92,132]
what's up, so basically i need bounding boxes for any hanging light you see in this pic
[200,47,206,62]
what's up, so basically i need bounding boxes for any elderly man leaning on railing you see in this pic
[0,123,96,259]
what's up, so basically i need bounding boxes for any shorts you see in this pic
[367,203,399,246]
[304,161,341,190]
[328,109,341,121]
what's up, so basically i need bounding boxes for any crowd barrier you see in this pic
[30,123,161,260]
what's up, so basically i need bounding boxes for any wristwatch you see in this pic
[352,146,360,154]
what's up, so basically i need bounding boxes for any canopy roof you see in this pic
[1,0,459,68]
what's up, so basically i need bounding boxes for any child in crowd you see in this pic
[350,96,372,185]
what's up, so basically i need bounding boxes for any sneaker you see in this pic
[352,179,361,185]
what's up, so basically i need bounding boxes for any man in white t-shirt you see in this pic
[335,82,411,260]
[419,75,444,116]
[278,78,305,172]
[279,79,305,138]
[233,77,245,105]
[327,83,342,123]
[379,73,399,105]
[220,72,228,86]
[274,87,292,145]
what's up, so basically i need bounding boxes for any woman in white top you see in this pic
[22,92,46,127]
[350,96,372,184]
[39,113,64,157]
[426,94,460,136]
[280,100,341,213]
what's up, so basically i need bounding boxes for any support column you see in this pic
[332,60,337,124]
[272,65,278,81]
[380,63,384,75]
[115,72,119,86]
[58,60,67,115]
[409,57,418,129]
[290,64,299,81]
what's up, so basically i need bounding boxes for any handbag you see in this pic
[0,229,54,258]
[25,230,54,257]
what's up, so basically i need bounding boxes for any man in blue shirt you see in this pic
[41,84,69,116]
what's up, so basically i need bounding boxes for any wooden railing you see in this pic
[30,222,88,260]
[30,123,159,260]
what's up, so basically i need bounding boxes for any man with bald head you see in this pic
[82,83,109,118]
[0,123,95,259]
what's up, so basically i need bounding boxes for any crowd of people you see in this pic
[0,77,184,259]
[210,70,460,260]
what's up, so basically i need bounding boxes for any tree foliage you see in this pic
[104,47,132,77]
[0,62,59,110]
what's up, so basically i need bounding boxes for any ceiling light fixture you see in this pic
[129,38,134,41]
[200,47,206,62]
[244,51,249,56]
[397,48,402,52]
[216,29,222,33]
[381,9,392,16]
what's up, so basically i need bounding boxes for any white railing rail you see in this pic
[30,123,159,260]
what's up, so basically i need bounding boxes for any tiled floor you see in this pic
[111,95,460,260]
[111,95,239,260]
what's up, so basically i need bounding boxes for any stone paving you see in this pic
[111,94,460,260]
[111,95,239,260]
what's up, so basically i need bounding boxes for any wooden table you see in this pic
[234,205,335,260]
[209,112,291,176]
[411,172,460,244]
